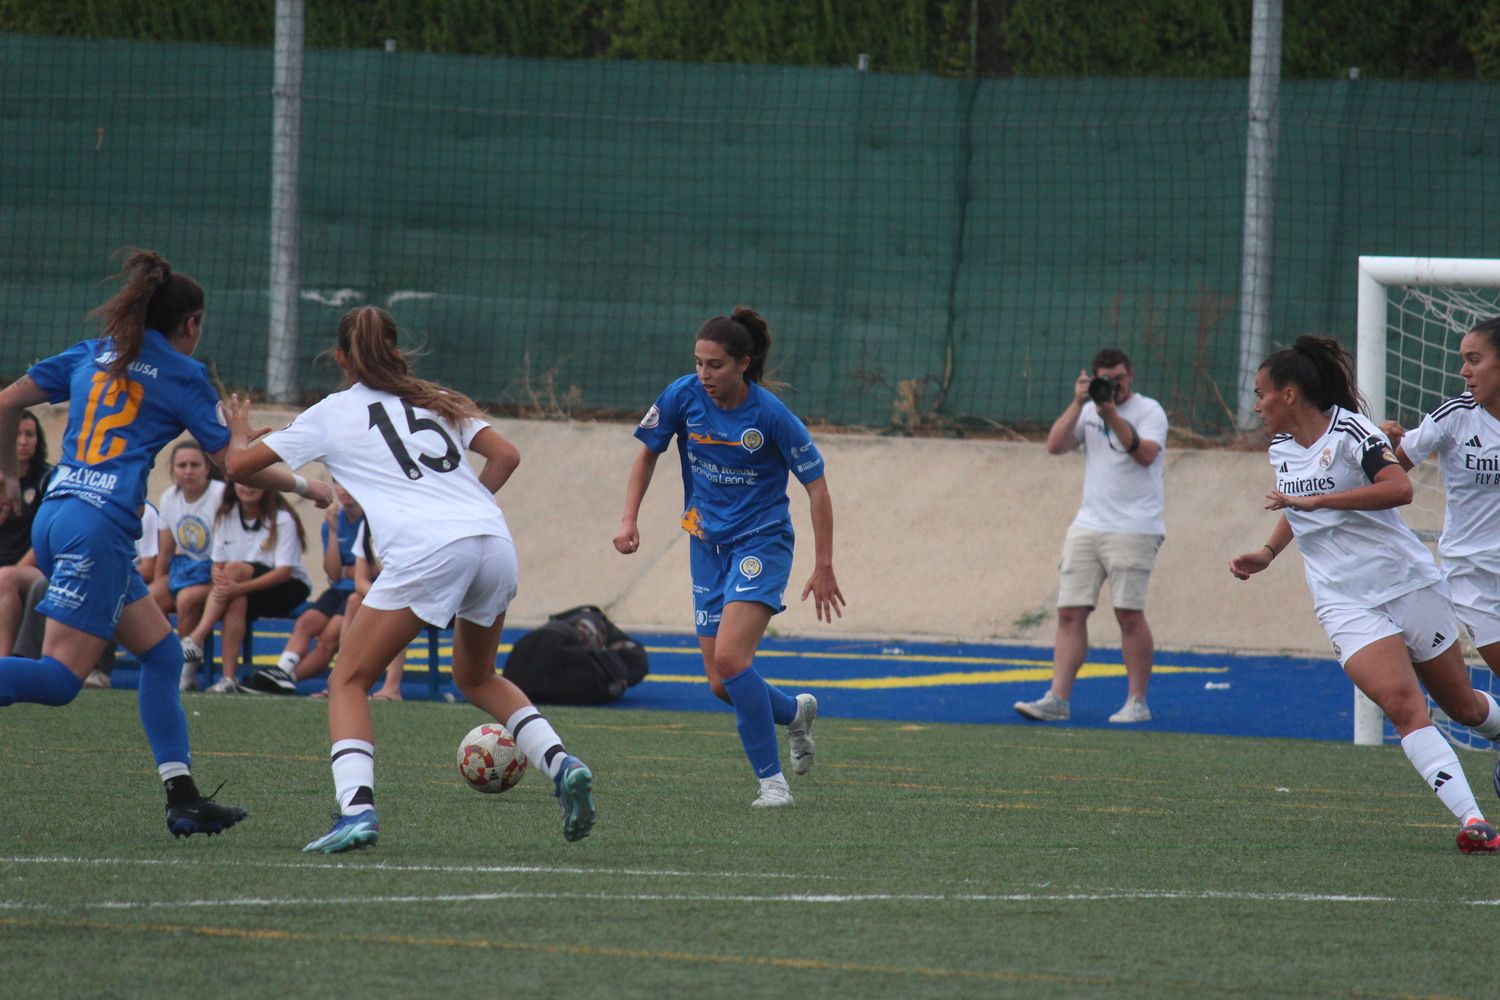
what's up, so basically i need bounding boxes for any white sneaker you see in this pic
[1108,697,1151,724]
[179,637,204,692]
[83,668,111,690]
[751,775,794,808]
[787,693,817,776]
[205,674,240,694]
[1014,692,1070,721]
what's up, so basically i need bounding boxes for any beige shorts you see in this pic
[1056,526,1162,611]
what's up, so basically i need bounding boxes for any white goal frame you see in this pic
[1353,255,1500,745]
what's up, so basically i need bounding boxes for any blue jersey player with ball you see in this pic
[614,306,844,807]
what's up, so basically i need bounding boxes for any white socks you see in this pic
[330,738,375,815]
[1401,726,1481,826]
[1471,691,1500,741]
[278,651,302,674]
[505,708,566,781]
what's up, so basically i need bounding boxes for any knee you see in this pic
[1057,607,1089,629]
[1114,609,1148,634]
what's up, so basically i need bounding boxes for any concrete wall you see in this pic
[30,406,1334,657]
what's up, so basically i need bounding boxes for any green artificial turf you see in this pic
[1,693,1496,998]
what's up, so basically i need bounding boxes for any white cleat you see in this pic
[1108,697,1152,724]
[787,693,818,776]
[752,775,794,808]
[179,636,204,692]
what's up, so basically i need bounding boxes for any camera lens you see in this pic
[1088,376,1113,404]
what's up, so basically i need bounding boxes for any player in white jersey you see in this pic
[1381,317,1500,803]
[224,305,596,851]
[1229,335,1500,853]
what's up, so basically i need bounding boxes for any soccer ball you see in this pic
[457,723,528,794]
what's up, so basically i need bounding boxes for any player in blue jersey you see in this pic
[614,306,844,807]
[0,248,331,838]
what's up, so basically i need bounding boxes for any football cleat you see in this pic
[751,776,794,808]
[1014,692,1070,721]
[1457,818,1500,854]
[205,674,241,694]
[167,792,249,838]
[553,756,596,843]
[303,809,380,854]
[787,693,817,776]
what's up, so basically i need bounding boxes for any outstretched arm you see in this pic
[218,394,333,507]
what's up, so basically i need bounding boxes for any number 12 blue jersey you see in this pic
[28,331,230,536]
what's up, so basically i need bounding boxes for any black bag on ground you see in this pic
[502,605,648,704]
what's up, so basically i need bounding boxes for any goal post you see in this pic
[1353,255,1500,746]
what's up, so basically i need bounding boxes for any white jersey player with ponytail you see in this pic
[1230,335,1500,855]
[225,305,596,852]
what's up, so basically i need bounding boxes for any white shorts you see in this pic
[1056,526,1162,611]
[1444,563,1500,649]
[1317,581,1459,667]
[364,534,519,629]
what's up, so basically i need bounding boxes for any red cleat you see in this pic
[1457,818,1500,854]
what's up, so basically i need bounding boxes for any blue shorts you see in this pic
[689,526,793,637]
[31,498,150,641]
[167,554,213,593]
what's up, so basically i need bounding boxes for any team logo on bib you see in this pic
[739,556,763,579]
[1317,447,1334,469]
[640,405,660,429]
[740,428,764,452]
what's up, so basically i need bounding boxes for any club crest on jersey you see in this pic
[640,405,660,429]
[740,428,764,452]
[1317,447,1334,469]
[739,556,763,579]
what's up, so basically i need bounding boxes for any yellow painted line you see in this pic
[643,663,1226,690]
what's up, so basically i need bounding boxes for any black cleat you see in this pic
[167,792,249,838]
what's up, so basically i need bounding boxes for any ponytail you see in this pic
[1260,335,1364,414]
[87,248,203,379]
[695,305,782,392]
[335,306,486,426]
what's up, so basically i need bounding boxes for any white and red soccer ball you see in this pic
[457,723,528,793]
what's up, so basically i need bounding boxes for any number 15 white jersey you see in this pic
[262,383,510,576]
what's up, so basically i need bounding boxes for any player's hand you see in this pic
[800,564,845,623]
[0,475,20,524]
[303,479,334,509]
[1229,547,1274,580]
[1379,419,1407,444]
[226,393,272,443]
[1072,370,1091,404]
[1265,490,1318,512]
[613,522,640,554]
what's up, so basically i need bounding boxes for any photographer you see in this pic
[1014,347,1168,724]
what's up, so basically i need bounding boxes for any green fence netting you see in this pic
[4,33,1499,434]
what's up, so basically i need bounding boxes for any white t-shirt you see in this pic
[137,502,159,562]
[1269,406,1441,610]
[210,508,312,589]
[158,480,226,563]
[1400,393,1500,574]
[1070,393,1169,535]
[262,383,509,575]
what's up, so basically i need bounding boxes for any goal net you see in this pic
[1354,256,1500,748]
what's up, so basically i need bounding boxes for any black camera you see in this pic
[1088,376,1120,405]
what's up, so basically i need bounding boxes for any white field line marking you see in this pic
[7,888,1500,913]
[0,855,823,880]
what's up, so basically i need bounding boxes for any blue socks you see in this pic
[0,654,83,707]
[722,668,783,778]
[136,632,193,770]
[766,680,798,726]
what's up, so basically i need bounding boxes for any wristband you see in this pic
[1261,543,1277,560]
[291,474,309,497]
